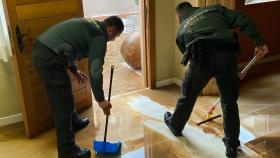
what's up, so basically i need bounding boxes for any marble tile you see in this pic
[1,62,280,157]
[245,130,280,158]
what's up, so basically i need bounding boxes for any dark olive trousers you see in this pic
[31,41,76,151]
[170,49,240,148]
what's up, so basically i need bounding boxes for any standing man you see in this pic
[31,16,124,158]
[164,2,268,158]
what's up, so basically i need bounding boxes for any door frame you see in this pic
[141,0,156,89]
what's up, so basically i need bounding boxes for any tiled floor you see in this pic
[245,130,280,158]
[77,63,280,158]
[238,65,280,157]
[1,66,280,157]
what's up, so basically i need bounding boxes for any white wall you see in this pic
[155,0,176,82]
[82,0,139,17]
[0,59,21,127]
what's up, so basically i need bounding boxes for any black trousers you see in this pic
[171,50,240,148]
[31,41,78,151]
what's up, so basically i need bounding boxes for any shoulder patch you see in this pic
[85,18,101,28]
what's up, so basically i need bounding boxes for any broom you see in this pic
[197,56,257,125]
[93,65,122,155]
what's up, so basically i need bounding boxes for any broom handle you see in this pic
[241,55,257,74]
[104,65,114,143]
[208,56,257,113]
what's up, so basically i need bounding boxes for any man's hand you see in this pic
[72,70,87,84]
[238,71,247,80]
[255,45,269,60]
[98,100,112,115]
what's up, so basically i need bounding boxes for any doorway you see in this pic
[82,0,145,96]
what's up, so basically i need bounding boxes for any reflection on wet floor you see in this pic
[245,130,280,158]
[128,96,258,158]
[88,65,280,158]
[1,64,280,157]
[238,69,280,157]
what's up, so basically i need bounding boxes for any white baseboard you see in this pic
[156,78,175,88]
[0,114,23,127]
[156,78,182,88]
[173,78,182,87]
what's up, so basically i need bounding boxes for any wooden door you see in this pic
[3,0,92,138]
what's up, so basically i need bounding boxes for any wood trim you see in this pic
[140,0,148,87]
[149,0,156,89]
[143,0,156,89]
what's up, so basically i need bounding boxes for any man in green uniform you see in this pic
[31,16,124,158]
[164,2,268,158]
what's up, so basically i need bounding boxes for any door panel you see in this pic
[4,0,92,138]
[17,0,80,21]
[205,0,235,9]
[16,0,65,6]
[20,14,81,38]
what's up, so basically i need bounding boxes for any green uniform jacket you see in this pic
[176,4,263,58]
[38,18,108,102]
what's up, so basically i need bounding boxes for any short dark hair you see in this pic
[104,16,124,33]
[176,2,192,14]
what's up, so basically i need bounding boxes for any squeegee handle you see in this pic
[208,99,221,114]
[241,56,257,74]
[208,56,257,114]
[104,65,114,143]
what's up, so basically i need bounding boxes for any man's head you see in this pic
[104,16,124,41]
[176,2,192,21]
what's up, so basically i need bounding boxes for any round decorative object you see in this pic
[120,31,141,69]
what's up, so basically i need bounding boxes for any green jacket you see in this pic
[38,18,108,102]
[176,4,263,60]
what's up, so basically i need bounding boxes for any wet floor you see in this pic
[1,70,280,157]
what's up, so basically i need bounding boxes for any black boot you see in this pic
[164,112,182,136]
[225,147,237,158]
[58,144,91,158]
[72,117,89,132]
[222,137,240,158]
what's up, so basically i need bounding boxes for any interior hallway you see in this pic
[1,60,280,158]
[103,13,144,96]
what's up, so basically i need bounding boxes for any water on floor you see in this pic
[1,69,280,157]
